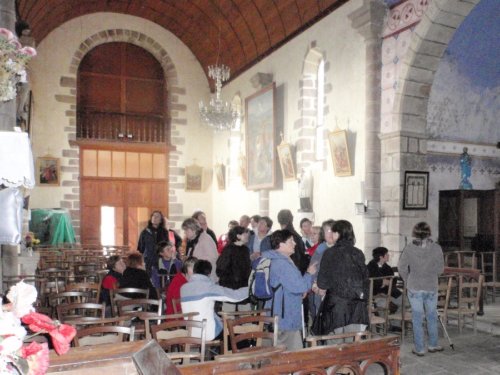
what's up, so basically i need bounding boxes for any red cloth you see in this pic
[165,272,187,315]
[217,234,228,254]
[102,274,119,290]
[307,243,319,257]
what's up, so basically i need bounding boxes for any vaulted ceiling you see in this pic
[16,0,349,82]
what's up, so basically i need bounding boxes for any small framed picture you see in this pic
[214,163,225,190]
[328,129,352,177]
[277,142,296,181]
[185,164,203,192]
[37,157,60,186]
[403,171,429,210]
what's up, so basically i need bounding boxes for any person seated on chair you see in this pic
[151,240,183,289]
[121,252,158,299]
[180,259,248,341]
[165,257,197,315]
[100,255,126,311]
[367,247,402,307]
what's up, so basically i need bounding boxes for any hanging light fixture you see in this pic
[198,12,239,131]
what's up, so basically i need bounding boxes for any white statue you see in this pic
[298,168,313,212]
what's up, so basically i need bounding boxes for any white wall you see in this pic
[211,0,369,248]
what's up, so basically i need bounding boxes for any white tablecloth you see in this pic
[0,131,35,188]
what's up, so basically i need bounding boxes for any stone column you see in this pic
[348,0,386,252]
[0,0,18,292]
[0,0,16,131]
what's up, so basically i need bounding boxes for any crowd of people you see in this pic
[99,209,444,356]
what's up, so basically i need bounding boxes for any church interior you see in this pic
[0,0,498,373]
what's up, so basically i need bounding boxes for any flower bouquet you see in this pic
[0,281,76,375]
[0,28,36,102]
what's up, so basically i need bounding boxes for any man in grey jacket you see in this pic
[398,222,444,356]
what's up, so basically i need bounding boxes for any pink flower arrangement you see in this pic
[0,27,37,102]
[0,281,76,375]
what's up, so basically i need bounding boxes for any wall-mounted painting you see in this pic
[403,171,429,210]
[37,156,60,186]
[277,142,296,181]
[214,163,225,190]
[185,164,203,192]
[245,83,276,190]
[328,129,352,176]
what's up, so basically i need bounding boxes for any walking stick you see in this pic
[438,313,455,350]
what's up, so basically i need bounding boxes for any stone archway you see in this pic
[55,29,187,241]
[380,0,480,255]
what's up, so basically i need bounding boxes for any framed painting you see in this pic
[36,157,60,186]
[185,164,203,192]
[277,142,296,181]
[245,83,276,190]
[403,171,429,210]
[214,163,225,190]
[328,129,352,176]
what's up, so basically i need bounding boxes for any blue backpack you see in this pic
[248,257,284,317]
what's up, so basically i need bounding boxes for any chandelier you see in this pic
[199,64,240,131]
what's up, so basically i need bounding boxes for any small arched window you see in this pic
[315,59,325,160]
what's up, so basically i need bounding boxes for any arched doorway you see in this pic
[77,42,169,248]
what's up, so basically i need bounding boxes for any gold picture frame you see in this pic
[214,163,225,190]
[36,156,60,186]
[328,129,352,176]
[185,164,203,192]
[277,142,296,181]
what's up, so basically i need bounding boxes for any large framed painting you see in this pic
[403,171,429,210]
[328,129,352,176]
[36,156,60,186]
[245,83,276,190]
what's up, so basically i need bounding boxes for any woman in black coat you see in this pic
[216,226,251,289]
[315,220,369,335]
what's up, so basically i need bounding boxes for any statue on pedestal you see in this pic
[459,147,473,190]
[298,168,313,212]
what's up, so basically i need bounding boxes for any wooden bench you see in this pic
[47,336,400,375]
[179,335,400,375]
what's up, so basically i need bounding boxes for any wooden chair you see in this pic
[140,312,199,340]
[480,252,500,302]
[447,274,484,333]
[219,309,270,354]
[49,291,90,317]
[151,318,207,364]
[368,276,394,336]
[116,298,162,339]
[64,316,133,330]
[437,274,454,325]
[226,314,278,354]
[110,288,149,316]
[305,330,371,347]
[387,282,412,342]
[171,298,181,314]
[56,302,105,323]
[65,282,101,303]
[73,325,135,347]
[445,251,477,269]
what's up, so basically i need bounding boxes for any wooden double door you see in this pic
[79,145,168,249]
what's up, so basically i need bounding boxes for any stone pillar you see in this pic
[0,0,16,131]
[348,0,386,253]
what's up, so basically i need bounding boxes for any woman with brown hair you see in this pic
[120,252,157,299]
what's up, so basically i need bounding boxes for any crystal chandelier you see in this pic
[199,64,240,131]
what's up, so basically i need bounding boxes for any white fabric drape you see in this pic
[0,131,35,188]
